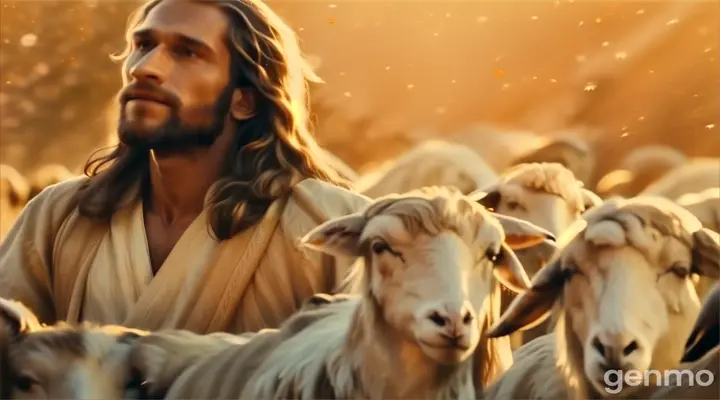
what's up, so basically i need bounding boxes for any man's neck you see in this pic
[145,147,225,225]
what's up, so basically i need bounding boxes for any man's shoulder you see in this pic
[26,175,88,208]
[280,178,370,240]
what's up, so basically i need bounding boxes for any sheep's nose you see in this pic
[427,306,474,347]
[591,332,641,370]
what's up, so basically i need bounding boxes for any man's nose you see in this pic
[129,48,167,84]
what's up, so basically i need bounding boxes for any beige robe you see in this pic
[0,176,370,333]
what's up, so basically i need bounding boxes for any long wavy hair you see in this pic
[77,0,351,240]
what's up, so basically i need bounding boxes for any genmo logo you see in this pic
[604,368,715,394]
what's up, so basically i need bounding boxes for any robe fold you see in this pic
[0,176,370,333]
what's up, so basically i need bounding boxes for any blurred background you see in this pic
[1,0,718,178]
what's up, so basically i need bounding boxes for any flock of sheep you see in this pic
[0,132,718,399]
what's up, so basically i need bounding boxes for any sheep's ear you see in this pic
[691,228,719,279]
[487,259,566,338]
[682,284,719,363]
[580,188,603,211]
[492,213,557,249]
[493,242,531,293]
[469,185,502,211]
[0,298,41,337]
[300,213,367,258]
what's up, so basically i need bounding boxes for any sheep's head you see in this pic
[0,298,148,399]
[471,162,601,259]
[0,164,30,208]
[487,197,719,396]
[302,186,556,365]
[508,137,595,185]
[27,164,73,200]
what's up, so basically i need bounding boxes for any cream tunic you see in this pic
[0,177,370,333]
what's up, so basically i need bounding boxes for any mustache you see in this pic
[118,82,180,108]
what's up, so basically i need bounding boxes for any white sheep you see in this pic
[480,196,719,399]
[641,158,720,200]
[595,145,688,198]
[649,283,719,399]
[507,135,596,187]
[469,162,603,348]
[0,164,30,240]
[131,187,557,399]
[354,140,499,198]
[0,297,148,399]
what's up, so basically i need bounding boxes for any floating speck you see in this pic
[532,76,538,80]
[636,9,645,15]
[298,27,305,32]
[433,32,439,37]
[20,33,37,47]
[407,84,415,89]
[550,78,557,83]
[584,82,597,91]
[667,19,679,26]
[328,4,337,8]
[339,72,345,76]
[476,16,488,23]
[502,83,510,90]
[451,79,457,84]
[595,17,602,23]
[621,132,629,138]
[531,16,538,21]
[602,41,610,47]
[575,54,587,63]
[704,48,712,53]
[615,51,628,60]
[649,70,655,74]
[33,62,49,76]
[384,66,391,70]
[578,20,584,27]
[707,124,716,129]
[343,91,352,97]
[445,13,451,18]
[637,116,645,121]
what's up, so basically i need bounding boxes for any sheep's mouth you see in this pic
[419,339,470,351]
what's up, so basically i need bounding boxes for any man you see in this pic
[0,0,369,334]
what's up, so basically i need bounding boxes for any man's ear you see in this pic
[231,88,257,120]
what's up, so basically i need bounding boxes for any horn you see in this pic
[493,242,532,293]
[682,284,720,363]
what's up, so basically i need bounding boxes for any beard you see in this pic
[117,84,234,152]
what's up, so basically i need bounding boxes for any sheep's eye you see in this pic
[14,375,38,392]
[506,200,523,211]
[668,264,690,279]
[371,240,391,255]
[485,248,500,263]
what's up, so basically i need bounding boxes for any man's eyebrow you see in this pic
[130,28,215,56]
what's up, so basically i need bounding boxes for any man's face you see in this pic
[118,0,235,151]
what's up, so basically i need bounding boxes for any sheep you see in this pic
[318,147,360,182]
[0,164,30,240]
[354,140,499,198]
[446,124,550,173]
[648,283,719,399]
[595,145,687,198]
[133,187,557,399]
[26,163,74,201]
[0,297,148,399]
[676,188,720,233]
[128,293,357,398]
[640,158,720,201]
[676,188,720,302]
[480,196,719,399]
[470,162,603,349]
[508,136,596,186]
